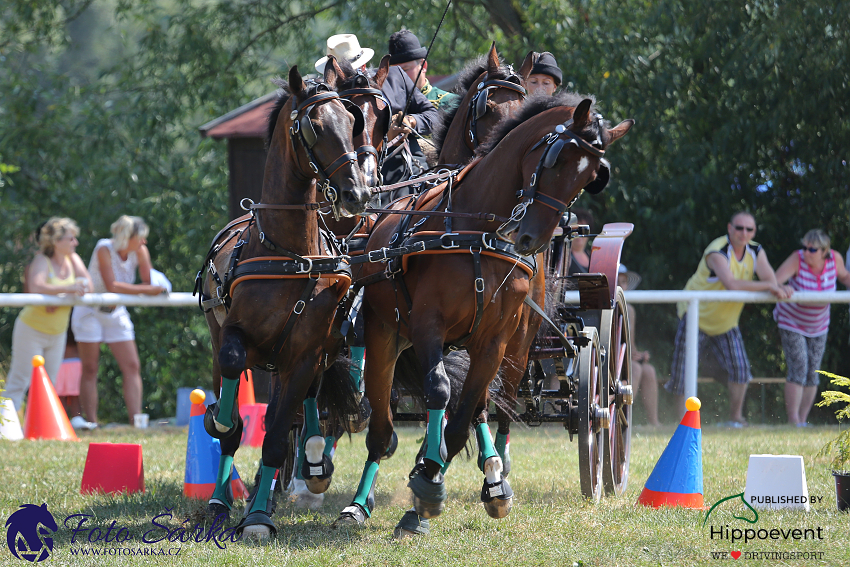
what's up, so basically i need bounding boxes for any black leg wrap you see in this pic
[333,502,370,527]
[203,401,240,440]
[302,453,335,494]
[481,477,514,519]
[408,465,446,519]
[393,510,430,538]
[236,511,277,538]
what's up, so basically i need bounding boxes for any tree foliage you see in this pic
[1,0,848,423]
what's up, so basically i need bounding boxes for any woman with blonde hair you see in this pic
[774,229,850,426]
[71,215,166,425]
[3,218,92,416]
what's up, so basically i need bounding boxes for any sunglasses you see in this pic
[805,247,822,254]
[733,225,755,232]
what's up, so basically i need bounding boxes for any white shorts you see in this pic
[71,305,135,343]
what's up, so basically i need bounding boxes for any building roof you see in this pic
[198,92,278,140]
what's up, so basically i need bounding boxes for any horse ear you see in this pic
[289,65,306,97]
[487,42,500,76]
[571,99,593,130]
[607,119,635,145]
[518,51,537,81]
[374,54,391,88]
[324,55,341,89]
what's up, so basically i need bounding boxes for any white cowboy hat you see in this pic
[618,264,642,291]
[314,34,375,74]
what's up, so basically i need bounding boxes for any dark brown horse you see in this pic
[335,93,632,535]
[196,59,371,540]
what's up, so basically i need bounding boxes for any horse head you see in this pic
[337,54,393,188]
[434,43,531,163]
[510,98,633,255]
[272,60,371,218]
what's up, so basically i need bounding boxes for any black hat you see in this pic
[530,52,562,86]
[388,30,427,64]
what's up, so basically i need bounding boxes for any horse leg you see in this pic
[335,314,400,527]
[204,325,244,440]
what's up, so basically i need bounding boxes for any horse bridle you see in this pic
[466,68,527,148]
[338,83,392,185]
[497,114,610,239]
[289,83,365,218]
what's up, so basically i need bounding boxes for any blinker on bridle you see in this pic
[338,82,392,185]
[289,84,362,219]
[467,69,527,148]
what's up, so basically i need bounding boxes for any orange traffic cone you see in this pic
[23,356,77,441]
[238,370,256,407]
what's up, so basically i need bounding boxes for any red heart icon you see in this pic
[731,551,742,559]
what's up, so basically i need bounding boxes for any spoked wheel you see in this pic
[601,286,633,496]
[577,328,606,502]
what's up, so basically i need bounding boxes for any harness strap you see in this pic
[446,248,485,352]
[364,208,506,222]
[266,277,320,369]
[325,151,358,179]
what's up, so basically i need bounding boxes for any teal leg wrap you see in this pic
[440,461,452,475]
[217,378,238,429]
[210,455,234,507]
[424,410,447,467]
[323,436,335,458]
[303,398,322,439]
[349,347,365,391]
[352,461,380,517]
[475,423,498,472]
[495,432,508,458]
[249,465,277,514]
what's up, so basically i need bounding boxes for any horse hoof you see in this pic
[203,402,237,440]
[333,504,368,527]
[483,496,513,519]
[347,395,371,433]
[304,476,331,495]
[408,469,446,519]
[241,524,272,542]
[384,431,399,460]
[207,501,230,521]
[288,478,325,510]
[392,510,429,539]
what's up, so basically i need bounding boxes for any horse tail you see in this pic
[392,348,469,415]
[317,355,361,434]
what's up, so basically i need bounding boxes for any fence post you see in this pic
[684,298,700,400]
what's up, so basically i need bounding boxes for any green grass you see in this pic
[2,424,848,566]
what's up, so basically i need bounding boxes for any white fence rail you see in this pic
[3,290,850,399]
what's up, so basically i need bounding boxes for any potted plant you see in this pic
[815,370,850,511]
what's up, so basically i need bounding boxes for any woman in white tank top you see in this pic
[71,216,167,426]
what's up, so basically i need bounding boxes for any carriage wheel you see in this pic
[601,287,633,496]
[577,328,605,502]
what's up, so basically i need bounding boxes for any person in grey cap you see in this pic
[527,51,562,96]
[388,30,460,112]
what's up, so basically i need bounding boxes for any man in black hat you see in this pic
[527,51,562,96]
[388,30,460,112]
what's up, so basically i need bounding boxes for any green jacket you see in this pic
[421,80,460,112]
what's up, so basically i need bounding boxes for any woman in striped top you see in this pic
[774,229,850,426]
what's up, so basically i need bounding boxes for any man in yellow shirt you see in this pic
[664,211,792,425]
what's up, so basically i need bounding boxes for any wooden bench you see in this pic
[697,377,785,423]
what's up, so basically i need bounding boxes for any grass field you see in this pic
[1,423,848,566]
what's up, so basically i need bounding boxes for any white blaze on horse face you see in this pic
[484,456,503,484]
[576,156,589,175]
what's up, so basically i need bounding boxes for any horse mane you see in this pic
[476,92,606,157]
[431,54,519,155]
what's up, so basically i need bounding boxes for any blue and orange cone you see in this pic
[637,396,703,509]
[184,389,249,500]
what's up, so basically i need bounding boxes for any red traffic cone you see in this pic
[23,356,77,441]
[238,370,256,408]
[637,396,704,509]
[184,389,249,499]
[81,443,145,494]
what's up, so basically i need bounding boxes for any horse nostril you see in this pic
[516,234,532,252]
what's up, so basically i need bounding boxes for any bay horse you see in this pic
[335,93,632,535]
[195,59,370,540]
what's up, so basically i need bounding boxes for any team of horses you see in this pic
[195,44,632,540]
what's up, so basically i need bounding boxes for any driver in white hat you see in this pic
[315,34,375,74]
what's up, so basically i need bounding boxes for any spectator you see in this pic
[773,229,850,426]
[71,216,165,425]
[618,265,661,426]
[55,324,96,430]
[526,52,562,96]
[567,207,594,275]
[664,211,792,425]
[3,218,92,411]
